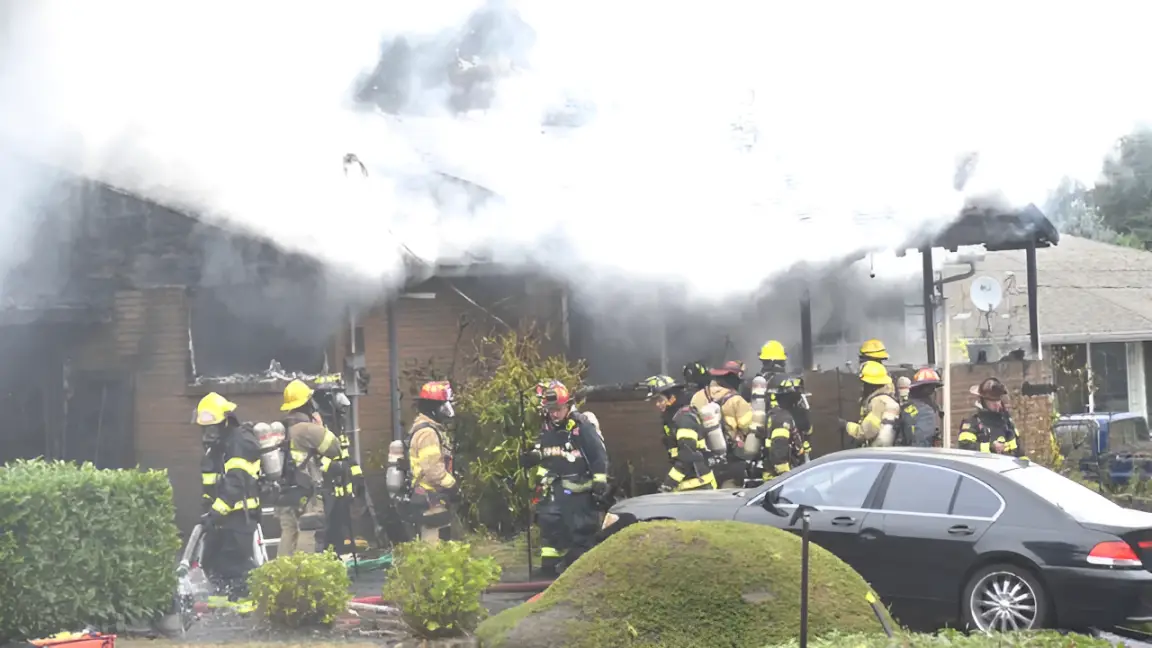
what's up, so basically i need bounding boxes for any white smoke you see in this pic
[0,1,1149,304]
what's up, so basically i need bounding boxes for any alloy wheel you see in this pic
[968,570,1039,632]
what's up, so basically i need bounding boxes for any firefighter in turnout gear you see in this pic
[841,361,901,447]
[958,377,1028,459]
[751,340,788,405]
[521,382,609,577]
[901,367,943,447]
[195,392,263,600]
[763,374,812,479]
[859,338,889,365]
[690,361,755,487]
[277,381,344,556]
[643,375,717,493]
[407,380,458,544]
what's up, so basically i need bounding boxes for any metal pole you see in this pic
[1025,243,1041,360]
[942,295,952,448]
[349,310,363,466]
[799,510,811,648]
[387,299,402,442]
[800,288,814,371]
[921,246,936,366]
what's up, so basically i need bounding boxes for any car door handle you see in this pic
[831,516,856,527]
[948,524,975,536]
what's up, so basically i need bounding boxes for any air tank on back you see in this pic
[385,440,408,495]
[254,421,285,481]
[697,401,728,455]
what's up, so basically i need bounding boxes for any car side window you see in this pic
[775,461,884,509]
[880,463,959,515]
[949,476,1001,518]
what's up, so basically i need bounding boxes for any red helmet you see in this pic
[910,367,942,388]
[541,382,571,411]
[709,360,746,379]
[418,380,453,402]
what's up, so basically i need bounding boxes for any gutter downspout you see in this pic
[387,298,402,442]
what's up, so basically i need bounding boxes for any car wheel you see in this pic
[961,563,1049,632]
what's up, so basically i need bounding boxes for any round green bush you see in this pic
[247,549,351,627]
[383,540,502,638]
[476,520,892,648]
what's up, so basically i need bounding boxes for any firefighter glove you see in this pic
[352,473,366,497]
[592,479,610,499]
[520,449,543,468]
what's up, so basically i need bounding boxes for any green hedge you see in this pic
[0,460,182,642]
[767,630,1116,647]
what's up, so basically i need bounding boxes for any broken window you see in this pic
[189,284,328,378]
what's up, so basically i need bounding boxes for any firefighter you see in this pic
[643,375,717,492]
[895,376,911,404]
[763,373,812,479]
[753,340,788,400]
[841,361,901,447]
[521,382,609,577]
[900,367,943,447]
[859,338,889,366]
[407,380,458,544]
[278,379,365,554]
[276,381,344,556]
[195,392,262,601]
[690,361,755,487]
[958,377,1028,459]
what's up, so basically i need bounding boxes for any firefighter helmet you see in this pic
[541,382,571,410]
[759,340,787,362]
[911,367,943,388]
[280,379,315,412]
[418,380,454,402]
[709,360,746,379]
[859,339,889,361]
[972,377,1007,400]
[195,392,237,426]
[643,374,683,399]
[859,361,890,386]
[682,361,709,385]
[768,373,804,394]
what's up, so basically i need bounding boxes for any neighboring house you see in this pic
[943,235,1152,421]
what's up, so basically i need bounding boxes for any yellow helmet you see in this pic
[859,339,889,361]
[195,392,237,426]
[281,379,314,412]
[859,361,890,386]
[759,340,787,362]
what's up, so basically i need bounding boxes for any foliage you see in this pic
[382,540,502,638]
[767,629,1115,647]
[247,549,352,627]
[477,520,891,648]
[0,459,182,643]
[454,328,586,534]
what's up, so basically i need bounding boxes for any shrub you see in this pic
[0,459,182,643]
[247,549,351,627]
[768,629,1116,647]
[454,329,586,534]
[477,520,892,648]
[383,540,502,638]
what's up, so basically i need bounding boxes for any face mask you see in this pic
[202,425,222,448]
[438,401,455,420]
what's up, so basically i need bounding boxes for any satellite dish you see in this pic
[970,276,1003,312]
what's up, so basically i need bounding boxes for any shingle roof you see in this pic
[943,235,1152,345]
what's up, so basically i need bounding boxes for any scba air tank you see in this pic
[385,440,408,494]
[697,401,728,455]
[254,421,286,481]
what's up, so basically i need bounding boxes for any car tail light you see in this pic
[1087,541,1143,567]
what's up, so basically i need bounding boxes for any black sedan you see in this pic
[602,447,1152,632]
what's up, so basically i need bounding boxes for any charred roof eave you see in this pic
[899,202,1061,254]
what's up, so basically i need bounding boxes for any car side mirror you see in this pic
[761,489,786,517]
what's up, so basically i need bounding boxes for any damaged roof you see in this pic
[944,235,1152,345]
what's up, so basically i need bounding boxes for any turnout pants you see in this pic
[537,490,600,576]
[321,492,356,553]
[411,489,452,545]
[201,513,257,598]
[276,495,323,557]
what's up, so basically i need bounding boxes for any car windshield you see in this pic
[1002,464,1124,523]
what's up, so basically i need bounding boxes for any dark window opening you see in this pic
[190,285,329,377]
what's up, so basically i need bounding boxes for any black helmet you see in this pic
[769,373,805,395]
[682,361,709,385]
[642,375,684,400]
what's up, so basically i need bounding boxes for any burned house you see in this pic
[0,163,570,530]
